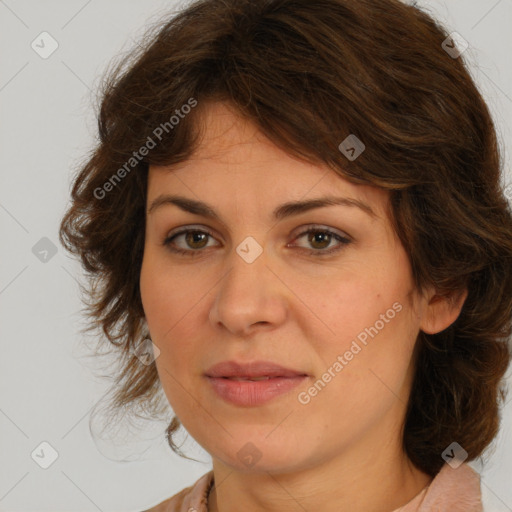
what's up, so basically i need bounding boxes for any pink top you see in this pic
[143,462,482,512]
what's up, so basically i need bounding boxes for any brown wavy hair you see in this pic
[59,0,512,476]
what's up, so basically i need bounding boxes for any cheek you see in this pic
[140,256,182,378]
[314,270,409,348]
[140,250,215,381]
[303,249,417,390]
[296,300,417,442]
[140,256,203,414]
[140,249,200,335]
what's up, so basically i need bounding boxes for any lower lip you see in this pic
[205,376,308,406]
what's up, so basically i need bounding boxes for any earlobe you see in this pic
[420,287,468,335]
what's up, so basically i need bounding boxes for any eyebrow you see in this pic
[147,194,376,220]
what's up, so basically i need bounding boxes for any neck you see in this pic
[207,436,432,512]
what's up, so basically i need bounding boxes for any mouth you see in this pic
[205,375,308,407]
[204,360,309,407]
[215,376,296,381]
[204,360,308,379]
[204,361,310,407]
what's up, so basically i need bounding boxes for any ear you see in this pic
[419,287,468,335]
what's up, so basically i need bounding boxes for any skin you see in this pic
[139,101,467,512]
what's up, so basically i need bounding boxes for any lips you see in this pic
[204,360,308,379]
[204,360,309,407]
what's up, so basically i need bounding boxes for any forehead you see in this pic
[147,101,391,221]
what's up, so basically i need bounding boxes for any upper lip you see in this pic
[204,360,308,378]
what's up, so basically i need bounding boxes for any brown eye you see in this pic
[307,231,333,250]
[163,225,351,257]
[290,226,352,256]
[163,228,218,255]
[184,231,209,249]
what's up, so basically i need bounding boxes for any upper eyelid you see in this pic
[164,224,352,246]
[165,224,217,240]
[164,223,351,239]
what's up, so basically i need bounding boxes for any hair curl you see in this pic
[59,0,512,476]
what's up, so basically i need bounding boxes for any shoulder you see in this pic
[142,471,214,512]
[419,462,483,511]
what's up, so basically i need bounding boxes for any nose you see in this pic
[208,242,288,337]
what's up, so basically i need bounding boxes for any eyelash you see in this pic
[162,225,352,257]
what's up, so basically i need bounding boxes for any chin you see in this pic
[208,434,315,474]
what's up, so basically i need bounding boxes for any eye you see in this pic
[289,225,352,256]
[163,228,218,256]
[162,225,352,257]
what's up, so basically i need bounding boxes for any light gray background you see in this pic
[1,1,511,511]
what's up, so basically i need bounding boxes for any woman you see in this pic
[59,0,512,510]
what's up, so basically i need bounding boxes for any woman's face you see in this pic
[140,101,433,473]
